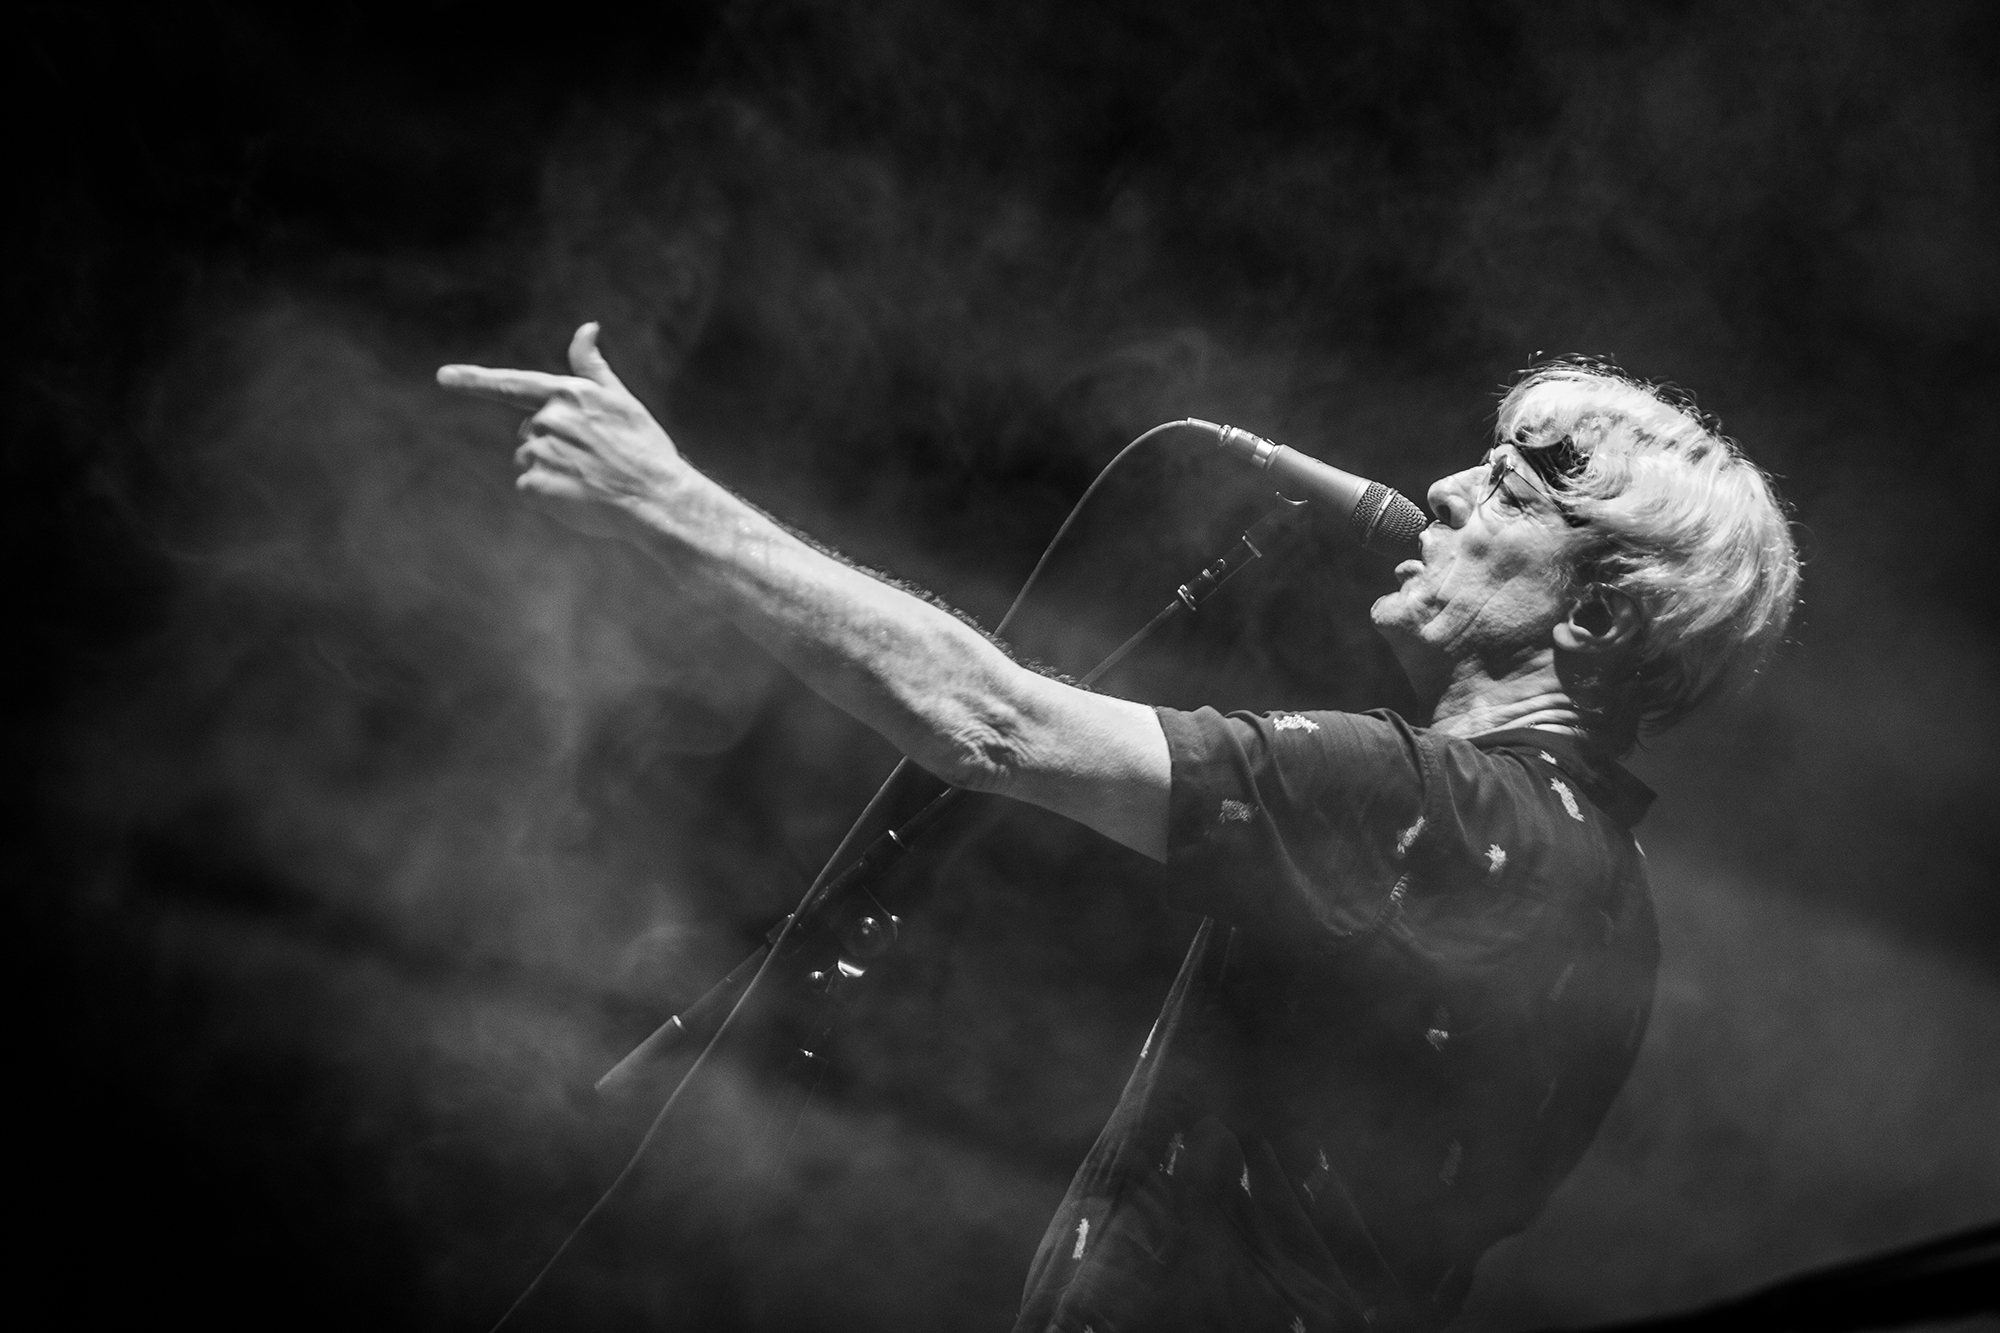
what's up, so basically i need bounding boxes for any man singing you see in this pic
[440,326,1799,1333]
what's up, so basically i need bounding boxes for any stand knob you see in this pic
[843,913,900,959]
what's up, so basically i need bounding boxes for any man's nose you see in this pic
[1426,467,1480,526]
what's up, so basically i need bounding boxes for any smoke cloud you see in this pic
[18,1,1998,1330]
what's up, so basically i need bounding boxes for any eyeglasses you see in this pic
[1479,450,1586,527]
[1480,451,1558,511]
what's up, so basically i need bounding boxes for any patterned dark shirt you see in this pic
[1014,707,1659,1333]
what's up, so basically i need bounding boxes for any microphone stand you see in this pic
[594,497,1313,1105]
[489,497,1311,1330]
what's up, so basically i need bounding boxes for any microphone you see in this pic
[1185,419,1429,560]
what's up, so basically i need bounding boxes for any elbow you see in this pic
[883,644,1047,795]
[922,711,1029,795]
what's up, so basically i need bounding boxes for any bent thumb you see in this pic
[568,322,626,389]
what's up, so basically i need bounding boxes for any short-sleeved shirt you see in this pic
[1013,707,1659,1333]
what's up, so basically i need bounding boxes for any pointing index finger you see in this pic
[436,364,577,408]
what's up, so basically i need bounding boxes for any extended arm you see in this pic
[438,324,1169,860]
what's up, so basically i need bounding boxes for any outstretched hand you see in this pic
[438,323,687,541]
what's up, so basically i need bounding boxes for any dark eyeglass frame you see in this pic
[1488,448,1592,528]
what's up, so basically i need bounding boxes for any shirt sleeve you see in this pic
[1153,705,1431,935]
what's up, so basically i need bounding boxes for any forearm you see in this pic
[619,469,1030,789]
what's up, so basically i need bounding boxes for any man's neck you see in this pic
[1426,653,1583,741]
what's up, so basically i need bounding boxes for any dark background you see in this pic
[12,1,1998,1329]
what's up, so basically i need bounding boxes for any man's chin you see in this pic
[1371,607,1445,704]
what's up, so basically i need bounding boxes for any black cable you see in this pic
[489,418,1204,1330]
[743,417,1197,938]
[993,417,1196,638]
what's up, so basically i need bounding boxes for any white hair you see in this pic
[1496,359,1801,741]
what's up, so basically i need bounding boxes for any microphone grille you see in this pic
[1355,483,1428,560]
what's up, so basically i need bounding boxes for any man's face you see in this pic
[1371,444,1578,702]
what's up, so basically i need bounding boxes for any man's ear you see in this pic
[1553,583,1644,656]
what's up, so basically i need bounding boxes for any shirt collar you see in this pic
[1472,726,1657,829]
